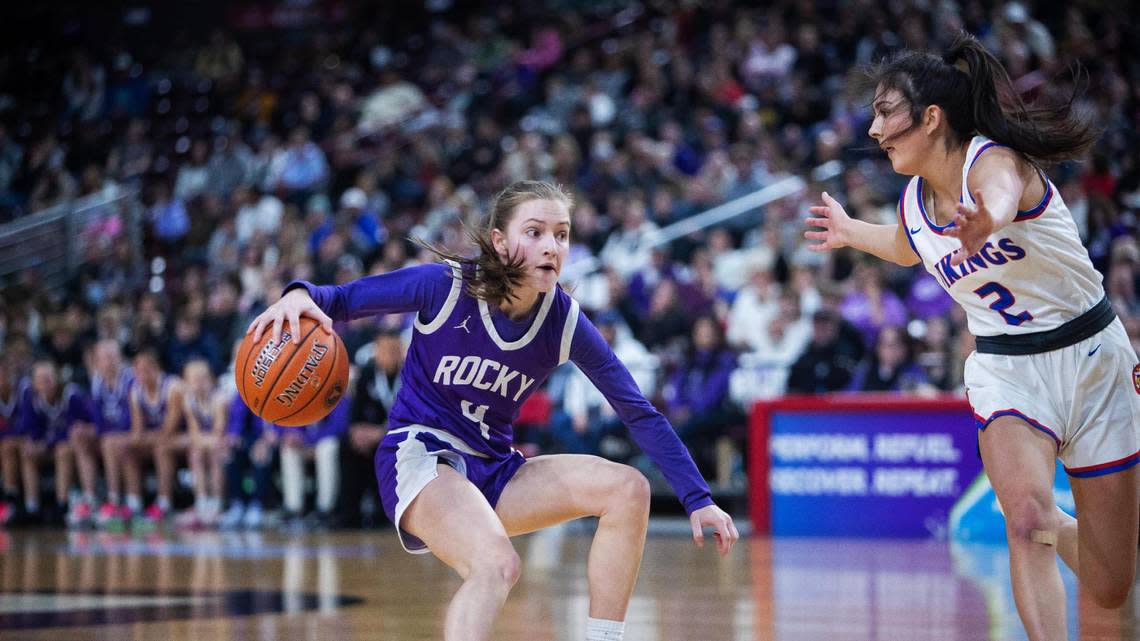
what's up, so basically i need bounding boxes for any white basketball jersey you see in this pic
[898,136,1105,337]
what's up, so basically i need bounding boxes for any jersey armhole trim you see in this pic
[1013,172,1053,221]
[413,260,463,335]
[559,299,580,365]
[898,181,921,260]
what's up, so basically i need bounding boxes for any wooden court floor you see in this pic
[1,523,1138,641]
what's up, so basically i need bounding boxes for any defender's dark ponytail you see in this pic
[871,31,1100,165]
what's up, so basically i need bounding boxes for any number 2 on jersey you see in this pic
[973,282,1033,326]
[461,400,491,440]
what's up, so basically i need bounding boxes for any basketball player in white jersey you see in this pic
[805,32,1139,640]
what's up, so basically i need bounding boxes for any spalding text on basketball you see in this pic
[274,340,329,407]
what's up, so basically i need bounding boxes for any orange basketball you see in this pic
[234,316,350,427]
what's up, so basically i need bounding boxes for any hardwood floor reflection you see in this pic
[0,526,1138,640]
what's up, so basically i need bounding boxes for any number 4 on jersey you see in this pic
[461,400,491,440]
[974,282,1033,326]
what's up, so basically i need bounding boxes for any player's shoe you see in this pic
[66,501,94,528]
[96,503,131,530]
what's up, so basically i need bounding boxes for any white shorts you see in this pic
[375,425,525,554]
[965,318,1140,477]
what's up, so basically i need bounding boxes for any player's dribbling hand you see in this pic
[690,504,740,556]
[247,288,334,346]
[944,189,996,266]
[804,191,851,252]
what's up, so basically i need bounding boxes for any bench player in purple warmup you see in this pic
[249,180,738,641]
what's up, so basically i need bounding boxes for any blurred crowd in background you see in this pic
[0,0,1137,531]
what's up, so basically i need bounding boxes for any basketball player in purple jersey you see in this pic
[0,351,26,524]
[125,345,185,522]
[250,180,737,641]
[90,339,137,526]
[806,33,1138,640]
[18,360,98,523]
[183,359,227,525]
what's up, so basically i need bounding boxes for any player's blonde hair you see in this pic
[419,180,574,306]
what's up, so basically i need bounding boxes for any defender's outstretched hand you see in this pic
[944,189,996,266]
[246,288,334,347]
[804,191,851,252]
[690,504,740,556]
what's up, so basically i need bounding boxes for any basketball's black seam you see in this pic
[274,331,341,425]
[259,323,321,421]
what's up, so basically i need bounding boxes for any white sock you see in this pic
[126,494,142,512]
[25,499,39,513]
[108,492,121,505]
[315,438,340,513]
[281,447,304,513]
[156,495,171,511]
[586,617,624,641]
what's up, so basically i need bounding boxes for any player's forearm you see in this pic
[844,220,914,265]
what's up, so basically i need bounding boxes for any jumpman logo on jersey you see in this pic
[454,315,472,333]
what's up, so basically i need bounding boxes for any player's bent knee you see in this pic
[1001,492,1055,543]
[1088,581,1132,610]
[609,465,650,514]
[471,549,522,588]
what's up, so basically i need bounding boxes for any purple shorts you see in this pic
[28,429,69,447]
[375,425,525,554]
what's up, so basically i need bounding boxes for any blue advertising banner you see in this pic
[750,395,984,538]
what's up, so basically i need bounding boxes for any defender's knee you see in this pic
[1002,493,1057,545]
[1088,581,1132,610]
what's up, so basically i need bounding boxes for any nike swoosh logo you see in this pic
[1088,344,1101,357]
[909,226,922,235]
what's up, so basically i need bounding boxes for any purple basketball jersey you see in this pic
[186,392,217,433]
[388,263,579,457]
[92,367,134,433]
[21,383,95,444]
[133,375,174,431]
